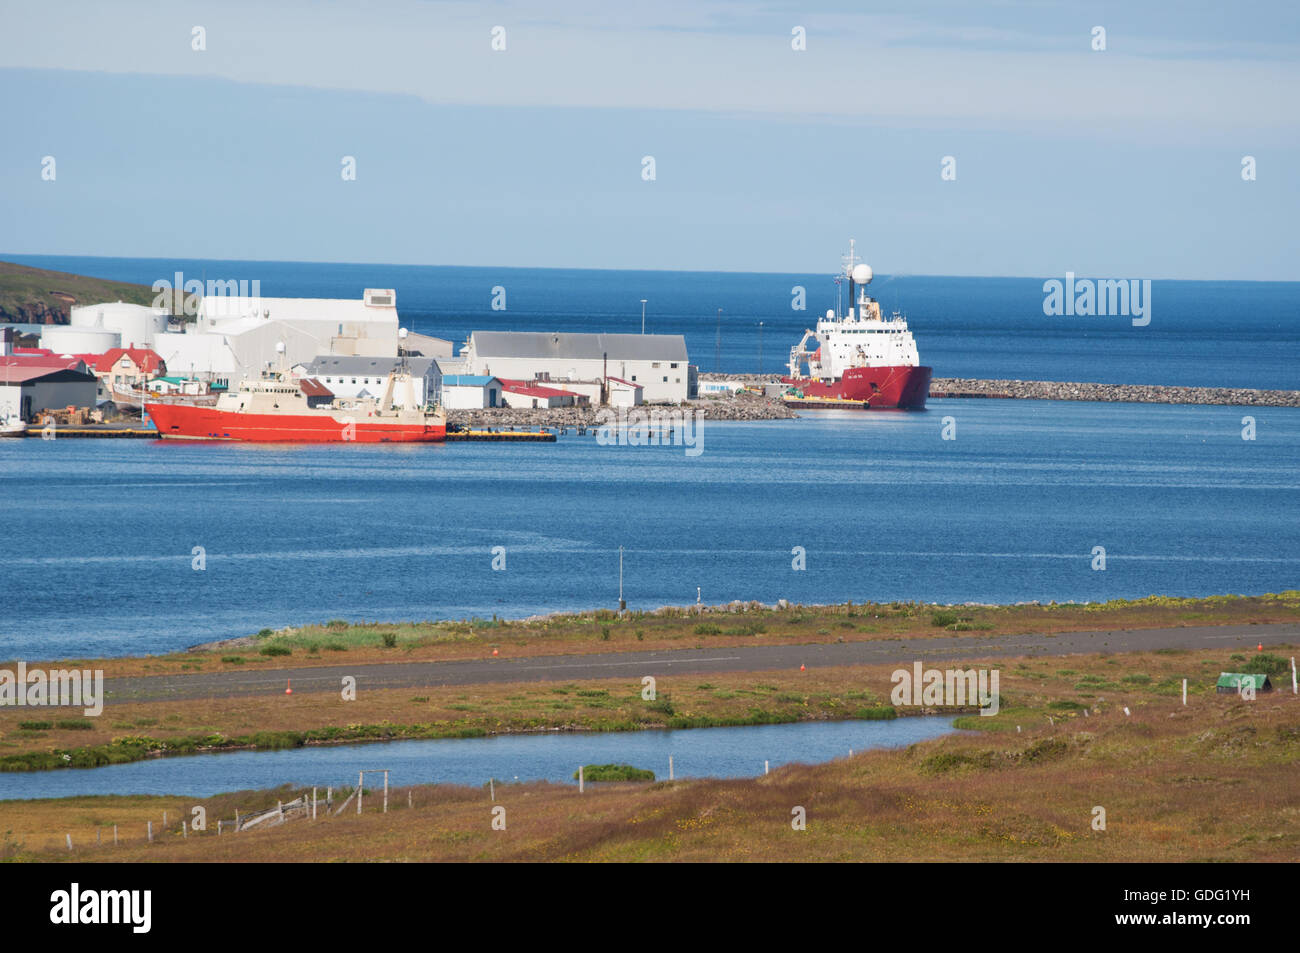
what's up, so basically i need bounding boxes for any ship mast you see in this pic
[841,239,860,319]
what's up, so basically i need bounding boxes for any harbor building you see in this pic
[441,375,502,409]
[0,362,98,421]
[300,355,442,408]
[459,332,693,403]
[499,379,584,409]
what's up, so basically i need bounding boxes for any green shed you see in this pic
[1216,673,1273,694]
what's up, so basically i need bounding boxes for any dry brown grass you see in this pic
[4,645,1298,862]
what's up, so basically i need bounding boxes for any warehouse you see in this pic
[460,331,694,403]
[301,355,441,407]
[0,364,98,421]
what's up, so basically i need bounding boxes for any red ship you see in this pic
[782,240,932,409]
[146,370,446,443]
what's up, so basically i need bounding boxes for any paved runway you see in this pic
[102,622,1300,702]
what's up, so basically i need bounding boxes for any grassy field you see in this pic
[4,644,1296,862]
[0,593,1294,773]
[16,591,1300,678]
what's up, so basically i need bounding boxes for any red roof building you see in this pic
[93,348,166,377]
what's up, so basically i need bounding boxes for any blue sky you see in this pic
[1,0,1297,278]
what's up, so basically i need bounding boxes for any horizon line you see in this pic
[1,252,1296,285]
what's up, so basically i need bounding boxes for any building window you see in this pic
[652,362,661,368]
[670,363,678,368]
[662,376,668,382]
[631,375,637,381]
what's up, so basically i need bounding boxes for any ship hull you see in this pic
[146,402,446,443]
[782,365,932,409]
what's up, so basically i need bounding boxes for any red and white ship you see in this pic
[782,241,931,409]
[146,366,445,443]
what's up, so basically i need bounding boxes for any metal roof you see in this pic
[470,331,688,362]
[443,375,499,387]
[305,355,436,376]
[1216,672,1273,691]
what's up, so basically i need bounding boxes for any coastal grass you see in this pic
[7,670,1297,862]
[0,643,1291,777]
[8,591,1297,681]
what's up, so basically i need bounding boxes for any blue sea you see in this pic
[0,256,1296,660]
[4,254,1298,388]
[0,399,1297,660]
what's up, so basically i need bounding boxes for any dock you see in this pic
[21,426,158,438]
[446,429,556,442]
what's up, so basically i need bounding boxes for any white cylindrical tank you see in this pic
[40,325,120,354]
[69,302,168,347]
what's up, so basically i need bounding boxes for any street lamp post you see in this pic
[758,321,764,374]
[640,299,647,334]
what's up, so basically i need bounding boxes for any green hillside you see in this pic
[0,260,171,325]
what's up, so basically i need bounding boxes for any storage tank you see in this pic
[40,324,120,354]
[69,302,169,347]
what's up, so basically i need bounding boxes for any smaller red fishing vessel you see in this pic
[147,367,445,443]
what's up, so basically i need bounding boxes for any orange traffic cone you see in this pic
[492,648,499,657]
[799,664,806,672]
[285,679,293,695]
[1258,643,1263,652]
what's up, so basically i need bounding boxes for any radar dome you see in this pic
[852,264,873,284]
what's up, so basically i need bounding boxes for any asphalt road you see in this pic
[102,622,1300,703]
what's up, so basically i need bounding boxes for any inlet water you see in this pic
[0,717,956,800]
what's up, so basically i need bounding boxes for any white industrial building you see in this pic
[299,355,441,407]
[63,289,405,387]
[460,332,693,403]
[441,375,502,409]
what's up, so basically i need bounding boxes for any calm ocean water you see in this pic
[1,400,1297,660]
[5,254,1298,388]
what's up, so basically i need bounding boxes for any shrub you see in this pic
[1242,653,1289,677]
[854,706,898,721]
[646,694,675,716]
[325,643,347,652]
[221,656,245,664]
[1121,674,1152,685]
[931,611,960,627]
[600,626,611,641]
[17,721,51,731]
[257,628,274,637]
[575,764,655,782]
[55,720,92,731]
[694,623,721,636]
[380,632,397,648]
[259,645,291,657]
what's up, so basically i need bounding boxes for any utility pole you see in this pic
[715,309,722,373]
[640,299,647,335]
[758,321,764,374]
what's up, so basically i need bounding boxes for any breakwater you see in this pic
[703,374,1300,408]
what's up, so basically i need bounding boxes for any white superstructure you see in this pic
[787,240,920,379]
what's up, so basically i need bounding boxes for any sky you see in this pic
[0,0,1298,279]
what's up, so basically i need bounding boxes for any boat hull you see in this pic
[782,365,932,409]
[146,402,446,443]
